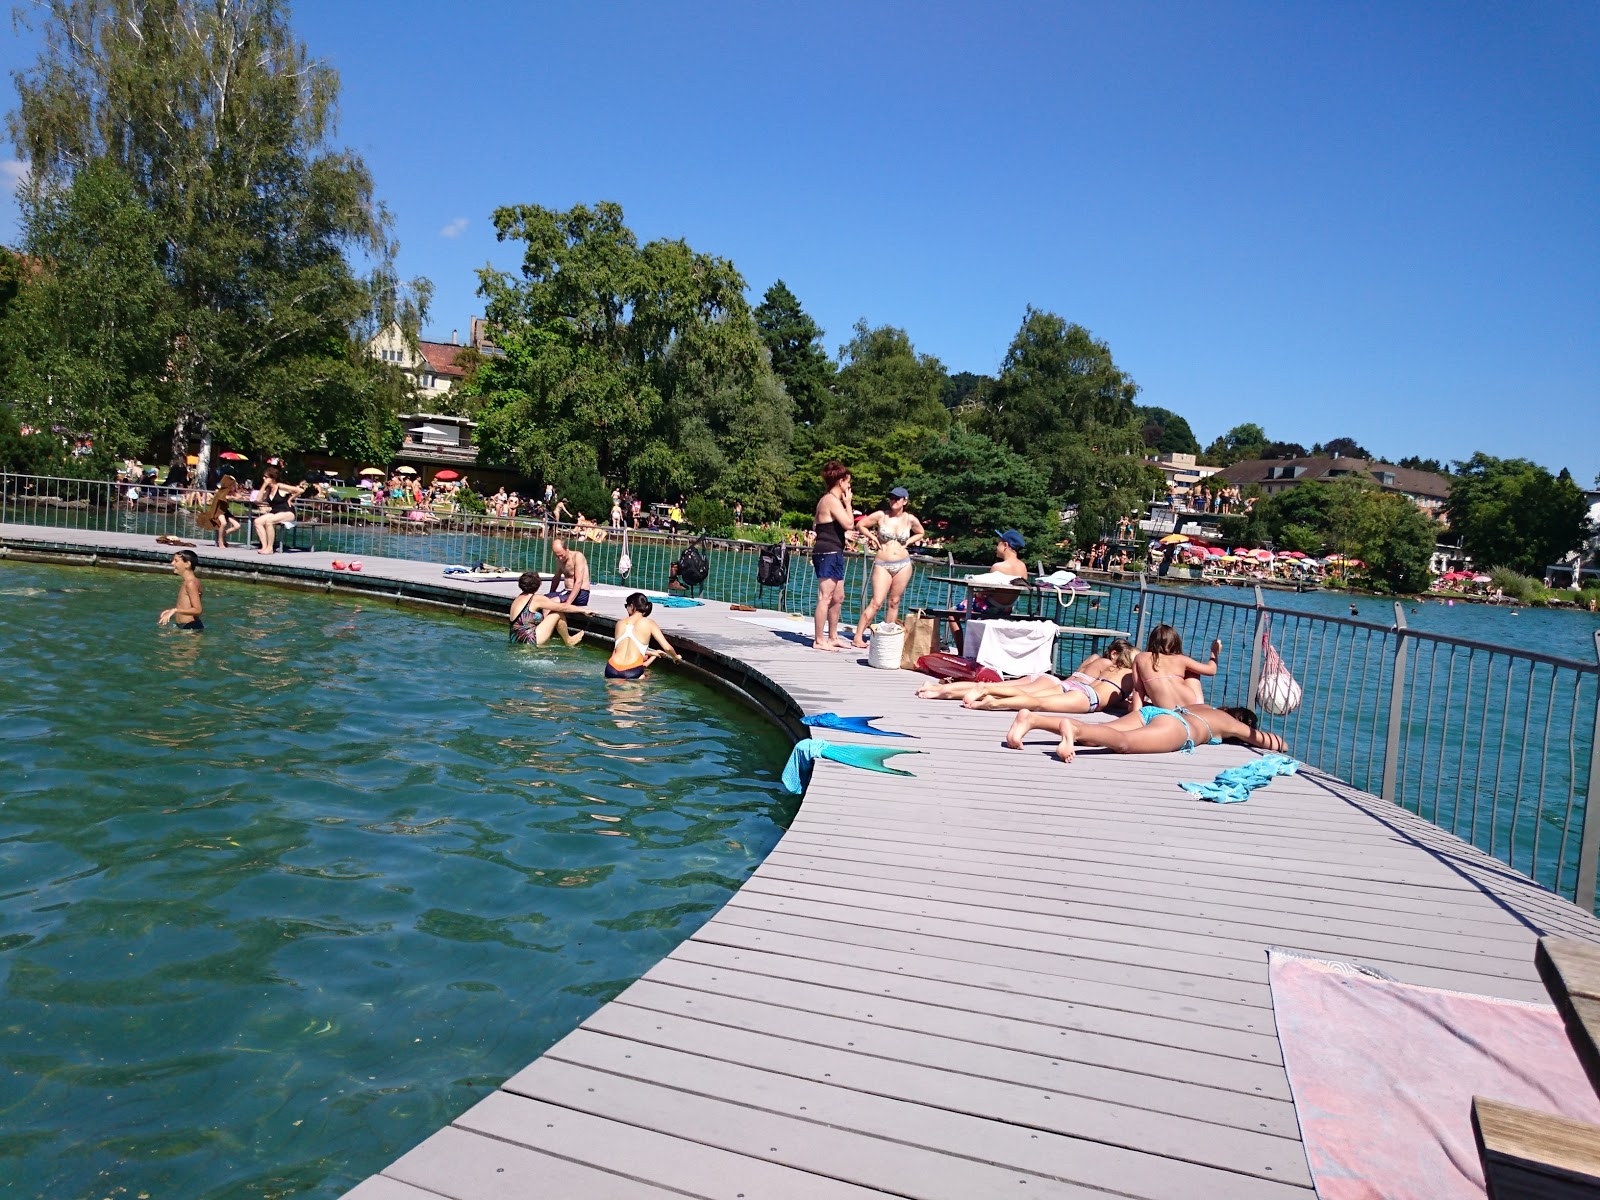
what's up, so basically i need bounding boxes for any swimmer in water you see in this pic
[606,593,681,679]
[508,571,587,646]
[158,550,204,630]
[1349,603,1359,616]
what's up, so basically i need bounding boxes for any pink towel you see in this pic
[1270,952,1600,1200]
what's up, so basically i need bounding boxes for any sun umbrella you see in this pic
[1472,574,1492,583]
[1282,550,1306,559]
[1159,533,1188,544]
[1253,548,1274,559]
[1205,546,1226,556]
[219,451,248,461]
[358,467,384,477]
[395,465,418,475]
[434,469,460,481]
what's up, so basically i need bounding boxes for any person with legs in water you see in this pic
[811,460,853,652]
[508,572,588,646]
[605,593,682,679]
[917,639,1138,713]
[1134,624,1220,707]
[252,466,309,555]
[197,476,242,547]
[548,538,592,606]
[852,486,924,649]
[159,550,205,631]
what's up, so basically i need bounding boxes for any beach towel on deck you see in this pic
[780,738,920,794]
[802,713,916,738]
[1269,950,1600,1200]
[655,596,704,608]
[1179,754,1298,803]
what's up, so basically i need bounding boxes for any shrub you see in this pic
[1488,567,1541,605]
[684,497,735,535]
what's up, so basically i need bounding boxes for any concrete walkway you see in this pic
[6,525,1600,1199]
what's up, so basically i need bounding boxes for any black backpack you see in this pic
[757,543,790,589]
[676,538,710,588]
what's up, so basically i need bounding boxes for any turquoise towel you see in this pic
[1179,754,1299,804]
[781,738,921,794]
[656,595,703,608]
[802,713,915,738]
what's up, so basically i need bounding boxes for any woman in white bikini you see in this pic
[851,486,924,649]
[1136,624,1220,706]
[916,640,1138,713]
[606,593,681,679]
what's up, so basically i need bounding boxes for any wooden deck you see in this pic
[6,525,1600,1199]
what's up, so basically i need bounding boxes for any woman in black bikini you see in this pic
[811,461,853,652]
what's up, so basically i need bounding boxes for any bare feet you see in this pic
[1054,722,1077,763]
[963,694,1001,710]
[851,638,870,650]
[562,630,586,646]
[812,640,840,652]
[257,549,272,556]
[1004,710,1035,750]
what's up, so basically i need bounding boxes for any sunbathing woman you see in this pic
[916,639,1138,714]
[509,571,588,647]
[606,593,682,679]
[197,476,241,547]
[1136,624,1221,706]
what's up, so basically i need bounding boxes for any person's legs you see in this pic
[254,513,273,553]
[813,577,837,650]
[827,578,846,645]
[884,563,913,627]
[915,679,986,700]
[853,566,891,648]
[967,684,1092,713]
[1005,707,1188,761]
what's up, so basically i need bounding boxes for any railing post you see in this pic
[1246,586,1267,708]
[944,552,955,611]
[1575,631,1600,913]
[1134,573,1148,647]
[1381,601,1410,804]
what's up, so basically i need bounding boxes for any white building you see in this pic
[367,323,472,404]
[1548,488,1600,586]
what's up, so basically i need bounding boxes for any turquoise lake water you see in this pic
[0,560,792,1198]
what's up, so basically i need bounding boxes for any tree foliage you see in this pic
[905,429,1056,560]
[467,201,793,518]
[754,280,834,426]
[1136,406,1201,455]
[1445,453,1592,575]
[1203,423,1268,466]
[1256,477,1436,591]
[6,0,423,472]
[1316,436,1373,460]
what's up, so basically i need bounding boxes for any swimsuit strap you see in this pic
[1178,707,1220,745]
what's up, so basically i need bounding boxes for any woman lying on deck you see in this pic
[916,640,1139,713]
[1136,624,1221,706]
[1003,643,1285,761]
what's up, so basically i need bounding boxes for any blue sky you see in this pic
[3,2,1596,482]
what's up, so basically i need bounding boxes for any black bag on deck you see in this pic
[676,538,710,588]
[757,543,790,589]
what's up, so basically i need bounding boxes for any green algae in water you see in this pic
[0,560,793,1198]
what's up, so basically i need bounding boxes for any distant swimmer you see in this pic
[606,593,681,679]
[1349,604,1358,616]
[159,550,204,631]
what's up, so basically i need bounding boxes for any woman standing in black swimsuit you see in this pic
[811,460,853,651]
[253,466,308,555]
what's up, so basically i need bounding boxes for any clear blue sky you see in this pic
[3,2,1596,482]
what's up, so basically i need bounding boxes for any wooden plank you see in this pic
[341,1179,441,1200]
[529,1034,1309,1199]
[581,998,1310,1182]
[454,1090,885,1198]
[1537,938,1600,1095]
[1472,1096,1600,1200]
[384,1125,683,1198]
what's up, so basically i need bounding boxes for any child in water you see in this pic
[159,550,204,631]
[606,593,681,679]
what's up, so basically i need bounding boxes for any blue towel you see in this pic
[1179,754,1300,804]
[656,596,704,608]
[802,713,915,738]
[781,738,921,794]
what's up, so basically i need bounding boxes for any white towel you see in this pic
[967,619,1058,678]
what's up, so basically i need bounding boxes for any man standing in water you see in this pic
[158,550,205,631]
[548,538,592,606]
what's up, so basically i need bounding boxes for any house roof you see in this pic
[1220,456,1450,499]
[415,340,468,378]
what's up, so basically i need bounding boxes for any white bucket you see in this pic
[866,622,904,670]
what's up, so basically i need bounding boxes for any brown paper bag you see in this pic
[900,609,936,670]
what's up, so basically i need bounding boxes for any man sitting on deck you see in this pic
[548,538,592,607]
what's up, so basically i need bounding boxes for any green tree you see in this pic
[1261,441,1307,459]
[1135,406,1201,455]
[1396,455,1446,474]
[1,159,173,458]
[1202,423,1268,466]
[468,201,792,517]
[823,320,949,448]
[942,371,991,411]
[754,280,834,426]
[1445,453,1592,575]
[1317,436,1373,460]
[905,429,1057,560]
[9,0,424,477]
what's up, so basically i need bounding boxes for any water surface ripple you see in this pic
[0,561,792,1198]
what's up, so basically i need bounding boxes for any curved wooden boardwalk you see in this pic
[5,525,1600,1199]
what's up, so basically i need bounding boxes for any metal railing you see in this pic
[3,471,1597,911]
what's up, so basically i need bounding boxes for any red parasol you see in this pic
[433,469,459,481]
[219,451,248,461]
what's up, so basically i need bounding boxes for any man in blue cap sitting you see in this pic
[946,529,1032,651]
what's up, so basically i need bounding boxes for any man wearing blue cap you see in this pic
[945,528,1032,651]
